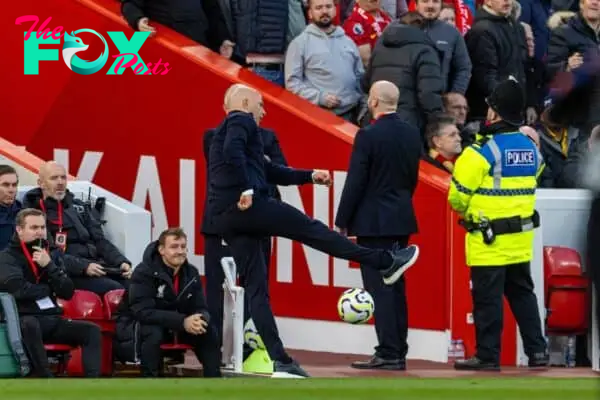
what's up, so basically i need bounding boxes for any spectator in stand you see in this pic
[518,0,551,62]
[464,0,537,125]
[538,105,579,188]
[546,1,600,136]
[285,0,364,122]
[23,162,132,296]
[343,0,392,67]
[408,0,476,34]
[439,3,457,26]
[414,0,472,96]
[0,165,20,251]
[522,22,546,113]
[362,11,444,132]
[120,0,235,59]
[443,93,479,146]
[230,0,306,86]
[423,114,462,172]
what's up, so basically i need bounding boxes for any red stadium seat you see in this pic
[57,291,105,376]
[160,334,192,351]
[58,290,104,320]
[543,246,590,335]
[103,289,125,319]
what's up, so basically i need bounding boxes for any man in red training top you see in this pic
[343,0,392,66]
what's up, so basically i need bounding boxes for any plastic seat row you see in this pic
[46,289,191,376]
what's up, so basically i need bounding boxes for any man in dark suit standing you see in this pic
[335,80,422,371]
[202,125,288,356]
[206,83,419,378]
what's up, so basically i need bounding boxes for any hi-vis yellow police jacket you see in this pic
[448,131,543,267]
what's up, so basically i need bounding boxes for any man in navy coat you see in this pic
[206,83,420,378]
[202,125,287,357]
[336,81,422,371]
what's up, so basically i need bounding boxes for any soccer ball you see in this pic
[243,319,265,350]
[337,288,375,324]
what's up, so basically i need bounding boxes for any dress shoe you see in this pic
[351,356,406,370]
[528,352,549,368]
[454,357,500,371]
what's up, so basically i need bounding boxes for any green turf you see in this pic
[0,378,597,400]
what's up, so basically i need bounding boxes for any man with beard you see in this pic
[285,0,364,122]
[335,81,421,371]
[0,208,102,377]
[0,165,21,251]
[23,162,132,296]
[206,83,419,378]
[414,0,472,95]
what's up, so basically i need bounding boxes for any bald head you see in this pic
[38,161,67,201]
[223,83,265,124]
[368,81,399,116]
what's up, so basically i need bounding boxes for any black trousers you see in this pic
[20,315,101,377]
[138,324,222,377]
[470,262,547,364]
[71,276,128,296]
[357,236,409,360]
[213,197,394,363]
[204,234,272,350]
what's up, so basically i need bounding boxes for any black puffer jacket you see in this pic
[0,237,74,316]
[113,241,210,362]
[547,13,600,79]
[362,22,444,131]
[464,8,530,120]
[546,13,600,130]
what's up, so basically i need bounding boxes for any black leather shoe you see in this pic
[351,356,406,370]
[528,352,549,368]
[381,244,419,285]
[454,357,500,371]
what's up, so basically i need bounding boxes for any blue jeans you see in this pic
[251,65,284,87]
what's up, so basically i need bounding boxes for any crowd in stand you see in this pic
[119,0,600,189]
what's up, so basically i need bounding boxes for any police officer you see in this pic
[448,77,549,371]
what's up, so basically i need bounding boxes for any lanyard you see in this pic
[19,241,40,283]
[173,273,180,294]
[39,199,63,231]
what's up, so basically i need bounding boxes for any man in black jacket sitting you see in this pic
[0,208,101,377]
[23,162,132,296]
[114,228,221,377]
